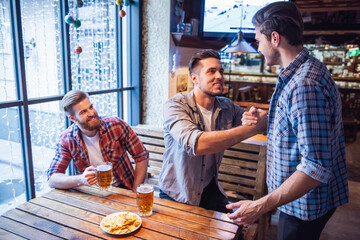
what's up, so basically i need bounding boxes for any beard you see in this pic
[200,85,224,97]
[265,47,281,66]
[77,113,101,131]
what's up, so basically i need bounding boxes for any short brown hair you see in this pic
[188,49,220,74]
[252,2,303,46]
[61,90,89,116]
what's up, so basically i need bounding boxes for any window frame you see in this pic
[0,0,142,201]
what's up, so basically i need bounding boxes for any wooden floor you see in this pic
[265,132,360,240]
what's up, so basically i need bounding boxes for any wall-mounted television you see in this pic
[200,0,289,40]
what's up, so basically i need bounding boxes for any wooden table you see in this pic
[0,186,242,240]
[243,134,267,146]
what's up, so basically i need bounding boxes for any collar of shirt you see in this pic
[185,90,230,113]
[278,47,309,85]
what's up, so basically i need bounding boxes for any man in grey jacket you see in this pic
[159,49,267,212]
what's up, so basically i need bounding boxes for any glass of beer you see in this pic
[96,162,113,190]
[136,184,154,216]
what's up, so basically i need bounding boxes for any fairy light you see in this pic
[67,0,120,116]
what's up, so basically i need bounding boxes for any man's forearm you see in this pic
[48,173,82,189]
[132,159,149,191]
[259,170,321,213]
[195,125,257,155]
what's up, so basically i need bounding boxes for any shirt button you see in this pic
[202,164,205,167]
[198,193,200,196]
[201,179,203,181]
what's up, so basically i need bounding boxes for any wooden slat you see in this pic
[146,177,160,186]
[137,135,165,146]
[226,191,252,201]
[253,146,267,200]
[133,125,164,138]
[149,152,164,161]
[218,173,256,187]
[221,157,258,169]
[0,227,26,240]
[244,224,258,240]
[3,208,97,240]
[229,142,261,152]
[219,182,256,196]
[219,165,257,178]
[224,149,260,161]
[0,215,62,240]
[147,167,161,176]
[148,159,163,168]
[143,144,166,154]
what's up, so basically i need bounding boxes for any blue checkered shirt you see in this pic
[267,47,348,221]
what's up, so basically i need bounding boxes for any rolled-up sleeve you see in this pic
[163,99,203,156]
[290,85,333,183]
[125,124,149,163]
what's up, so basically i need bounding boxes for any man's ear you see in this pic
[190,73,198,85]
[271,31,280,47]
[68,115,76,123]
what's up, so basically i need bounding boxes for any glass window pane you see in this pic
[70,0,117,92]
[90,92,118,117]
[0,107,26,215]
[21,0,64,99]
[0,0,17,102]
[29,101,66,197]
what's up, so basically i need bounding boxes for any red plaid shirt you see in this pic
[47,117,148,190]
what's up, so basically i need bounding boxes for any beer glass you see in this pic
[136,184,154,216]
[96,162,113,190]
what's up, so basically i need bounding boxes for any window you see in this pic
[0,0,141,215]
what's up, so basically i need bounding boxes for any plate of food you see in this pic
[100,211,142,235]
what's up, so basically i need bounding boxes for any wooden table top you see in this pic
[243,134,267,146]
[0,186,242,240]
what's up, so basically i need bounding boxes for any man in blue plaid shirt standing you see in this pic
[226,2,348,240]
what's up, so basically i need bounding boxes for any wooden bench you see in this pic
[131,124,269,240]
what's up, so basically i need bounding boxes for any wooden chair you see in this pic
[131,124,270,240]
[234,86,254,102]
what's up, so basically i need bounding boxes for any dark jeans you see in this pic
[159,178,231,213]
[277,208,336,240]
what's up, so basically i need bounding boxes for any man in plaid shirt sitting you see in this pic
[47,90,149,192]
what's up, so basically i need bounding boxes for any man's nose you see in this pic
[215,71,223,79]
[89,108,96,115]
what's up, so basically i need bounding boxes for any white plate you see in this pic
[100,211,142,235]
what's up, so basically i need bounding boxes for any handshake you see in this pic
[241,107,268,134]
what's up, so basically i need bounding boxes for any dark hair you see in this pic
[61,90,89,116]
[252,2,303,46]
[188,49,220,74]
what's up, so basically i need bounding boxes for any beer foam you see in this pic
[137,185,153,193]
[97,164,112,171]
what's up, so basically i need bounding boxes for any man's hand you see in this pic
[243,107,268,134]
[226,200,265,226]
[255,109,268,133]
[242,107,259,126]
[80,166,97,186]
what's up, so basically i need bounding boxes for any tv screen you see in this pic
[200,0,289,40]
